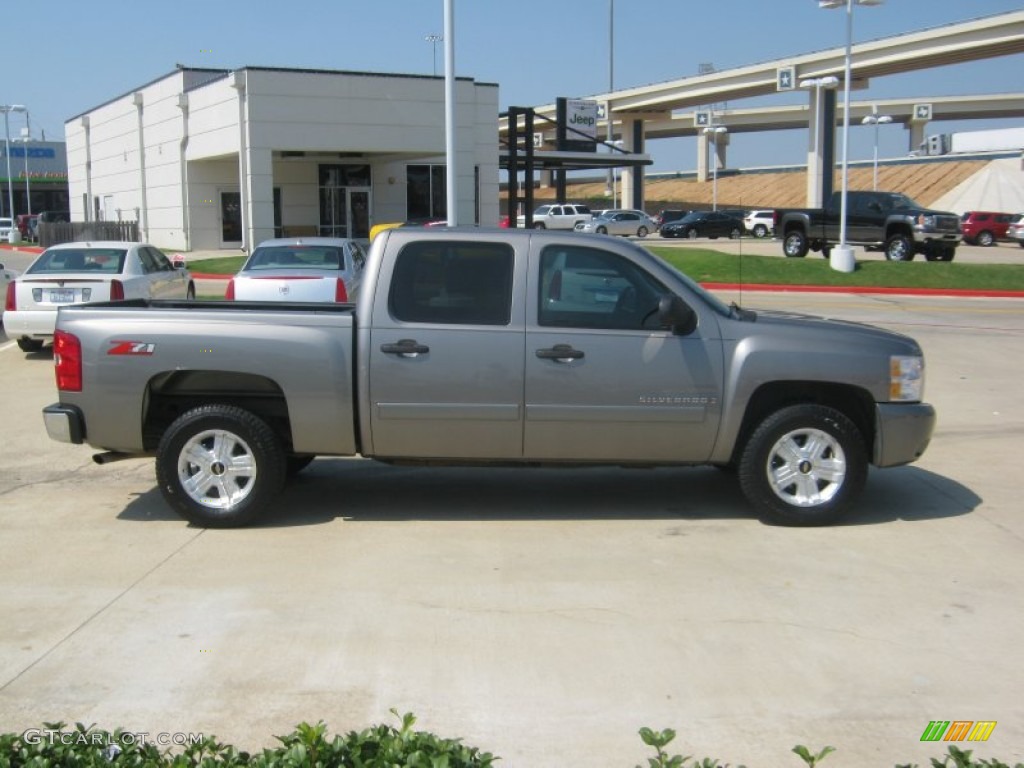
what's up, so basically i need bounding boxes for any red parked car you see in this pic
[960,211,1017,246]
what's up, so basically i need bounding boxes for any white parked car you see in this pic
[4,241,194,352]
[1,260,20,322]
[743,209,775,238]
[226,238,366,303]
[574,209,657,238]
[516,203,592,230]
[0,217,13,241]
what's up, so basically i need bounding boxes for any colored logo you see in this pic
[920,721,996,742]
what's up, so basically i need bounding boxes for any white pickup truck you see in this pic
[43,228,935,528]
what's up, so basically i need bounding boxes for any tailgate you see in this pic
[16,278,115,309]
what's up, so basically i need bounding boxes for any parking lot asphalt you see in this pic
[1,289,1022,766]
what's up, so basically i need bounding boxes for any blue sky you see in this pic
[3,0,1021,172]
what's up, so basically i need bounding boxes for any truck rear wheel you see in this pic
[156,405,287,528]
[782,231,809,258]
[738,404,867,526]
[884,234,914,261]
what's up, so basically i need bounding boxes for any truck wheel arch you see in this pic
[143,370,294,453]
[728,381,875,468]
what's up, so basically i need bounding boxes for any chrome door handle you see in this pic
[536,344,584,362]
[381,338,430,357]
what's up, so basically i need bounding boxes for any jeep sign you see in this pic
[556,97,598,152]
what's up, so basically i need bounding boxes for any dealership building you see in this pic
[0,140,69,219]
[64,66,500,251]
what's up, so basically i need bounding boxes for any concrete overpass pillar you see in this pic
[619,119,646,210]
[805,88,837,208]
[908,122,926,154]
[696,130,729,184]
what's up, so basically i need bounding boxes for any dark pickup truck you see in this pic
[775,190,962,262]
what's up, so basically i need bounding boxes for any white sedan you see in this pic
[1,259,20,323]
[226,238,365,303]
[4,241,194,352]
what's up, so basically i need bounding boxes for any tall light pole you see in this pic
[862,108,892,191]
[819,0,883,273]
[425,33,442,76]
[605,0,615,198]
[799,75,839,208]
[2,104,27,233]
[703,125,727,211]
[19,110,32,217]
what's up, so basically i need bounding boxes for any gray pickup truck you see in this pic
[43,228,935,528]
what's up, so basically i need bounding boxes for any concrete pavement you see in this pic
[1,291,1022,766]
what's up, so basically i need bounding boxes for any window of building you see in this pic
[407,164,446,221]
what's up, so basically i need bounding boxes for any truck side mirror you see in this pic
[658,295,697,335]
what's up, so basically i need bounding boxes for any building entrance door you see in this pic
[220,190,242,245]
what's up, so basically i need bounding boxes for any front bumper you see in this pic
[912,230,961,246]
[873,402,936,467]
[43,403,85,445]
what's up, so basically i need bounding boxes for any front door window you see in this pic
[319,165,371,237]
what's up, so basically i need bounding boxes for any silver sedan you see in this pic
[574,210,657,238]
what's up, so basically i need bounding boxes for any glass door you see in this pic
[348,188,370,239]
[220,191,242,245]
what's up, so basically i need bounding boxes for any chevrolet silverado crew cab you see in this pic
[43,228,935,528]
[775,190,962,261]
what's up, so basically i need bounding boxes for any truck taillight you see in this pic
[335,278,348,303]
[225,279,235,300]
[54,330,83,392]
[4,281,14,311]
[110,280,125,301]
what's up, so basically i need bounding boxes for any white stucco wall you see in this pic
[67,67,499,251]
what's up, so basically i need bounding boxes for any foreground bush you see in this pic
[1,714,1020,768]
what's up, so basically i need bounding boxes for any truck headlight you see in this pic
[890,355,924,401]
[916,214,936,228]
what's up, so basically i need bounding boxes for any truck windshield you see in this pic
[886,193,921,210]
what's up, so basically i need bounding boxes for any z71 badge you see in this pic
[108,341,156,356]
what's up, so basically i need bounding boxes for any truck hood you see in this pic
[725,307,922,354]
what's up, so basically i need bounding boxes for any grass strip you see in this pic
[649,247,1024,291]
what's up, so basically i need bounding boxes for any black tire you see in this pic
[884,233,914,261]
[821,245,832,260]
[738,404,867,526]
[976,230,995,247]
[532,222,546,230]
[155,405,287,528]
[687,228,699,240]
[286,455,315,477]
[752,224,768,238]
[186,283,196,300]
[596,225,607,235]
[782,230,809,258]
[637,226,649,238]
[17,337,45,352]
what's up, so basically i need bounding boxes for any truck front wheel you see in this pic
[782,231,809,258]
[738,404,867,526]
[884,234,914,261]
[156,405,287,528]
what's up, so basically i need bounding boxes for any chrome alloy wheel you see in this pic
[764,427,846,507]
[177,429,258,509]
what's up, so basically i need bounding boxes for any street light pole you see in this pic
[425,34,442,76]
[819,0,883,273]
[2,104,27,235]
[862,108,893,191]
[605,0,615,198]
[703,125,727,211]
